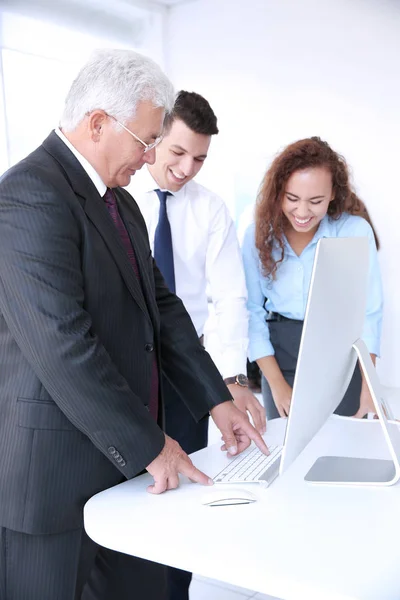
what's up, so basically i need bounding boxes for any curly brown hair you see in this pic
[255,136,379,278]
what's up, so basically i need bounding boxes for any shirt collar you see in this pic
[310,215,333,243]
[55,128,107,197]
[282,214,333,254]
[136,166,189,200]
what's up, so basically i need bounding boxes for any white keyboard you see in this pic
[213,444,282,484]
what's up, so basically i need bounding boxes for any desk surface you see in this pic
[84,416,400,600]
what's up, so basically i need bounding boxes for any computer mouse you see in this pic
[201,488,257,507]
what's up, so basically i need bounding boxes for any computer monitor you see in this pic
[279,237,400,486]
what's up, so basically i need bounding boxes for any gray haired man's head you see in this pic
[60,49,174,131]
[59,49,174,189]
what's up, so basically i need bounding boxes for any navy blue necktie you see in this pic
[154,189,176,293]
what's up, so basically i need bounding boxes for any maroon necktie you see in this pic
[103,188,159,421]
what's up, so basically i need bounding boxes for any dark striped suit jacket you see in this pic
[0,131,231,535]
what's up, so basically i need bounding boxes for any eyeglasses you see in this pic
[108,114,163,153]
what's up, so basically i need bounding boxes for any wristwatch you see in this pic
[223,374,249,387]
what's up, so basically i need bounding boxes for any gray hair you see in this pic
[60,49,174,131]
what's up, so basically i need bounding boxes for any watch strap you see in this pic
[224,376,237,385]
[223,374,249,387]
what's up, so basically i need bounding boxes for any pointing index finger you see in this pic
[241,420,270,455]
[179,460,213,486]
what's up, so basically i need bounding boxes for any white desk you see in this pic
[84,416,400,600]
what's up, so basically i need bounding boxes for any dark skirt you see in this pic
[262,319,362,420]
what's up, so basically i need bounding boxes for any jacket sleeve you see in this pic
[0,167,165,479]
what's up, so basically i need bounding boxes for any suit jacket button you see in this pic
[145,343,154,352]
[108,446,116,455]
[120,460,126,467]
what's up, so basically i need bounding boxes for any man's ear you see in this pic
[87,110,108,142]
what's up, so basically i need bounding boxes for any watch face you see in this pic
[237,374,249,386]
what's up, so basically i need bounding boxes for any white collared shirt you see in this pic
[55,128,106,197]
[129,168,248,378]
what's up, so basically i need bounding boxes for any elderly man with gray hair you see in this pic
[0,49,268,599]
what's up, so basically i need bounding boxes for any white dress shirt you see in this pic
[129,168,248,378]
[54,128,106,196]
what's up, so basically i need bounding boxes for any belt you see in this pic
[266,312,303,323]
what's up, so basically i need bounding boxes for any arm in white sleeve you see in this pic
[206,201,248,378]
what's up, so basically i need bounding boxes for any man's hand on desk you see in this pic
[146,435,213,494]
[227,384,266,434]
[211,400,270,457]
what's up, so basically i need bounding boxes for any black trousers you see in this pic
[262,319,362,420]
[163,376,209,600]
[0,526,167,600]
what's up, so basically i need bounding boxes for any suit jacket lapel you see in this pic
[83,194,150,319]
[42,131,150,320]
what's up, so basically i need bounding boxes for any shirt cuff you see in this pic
[361,335,380,358]
[219,348,248,379]
[248,337,275,363]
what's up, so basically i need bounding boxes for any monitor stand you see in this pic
[305,338,400,486]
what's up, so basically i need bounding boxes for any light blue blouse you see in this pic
[242,213,383,361]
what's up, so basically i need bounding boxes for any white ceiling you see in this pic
[153,0,194,4]
[123,0,196,12]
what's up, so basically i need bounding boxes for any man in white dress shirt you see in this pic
[130,91,266,600]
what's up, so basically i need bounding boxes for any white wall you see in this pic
[0,2,165,169]
[165,0,400,387]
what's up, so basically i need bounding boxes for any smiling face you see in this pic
[281,167,333,235]
[148,118,211,192]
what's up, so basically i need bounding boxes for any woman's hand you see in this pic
[353,385,377,419]
[257,356,292,418]
[271,379,293,417]
[353,354,378,419]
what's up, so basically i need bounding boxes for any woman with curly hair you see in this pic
[242,137,383,420]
